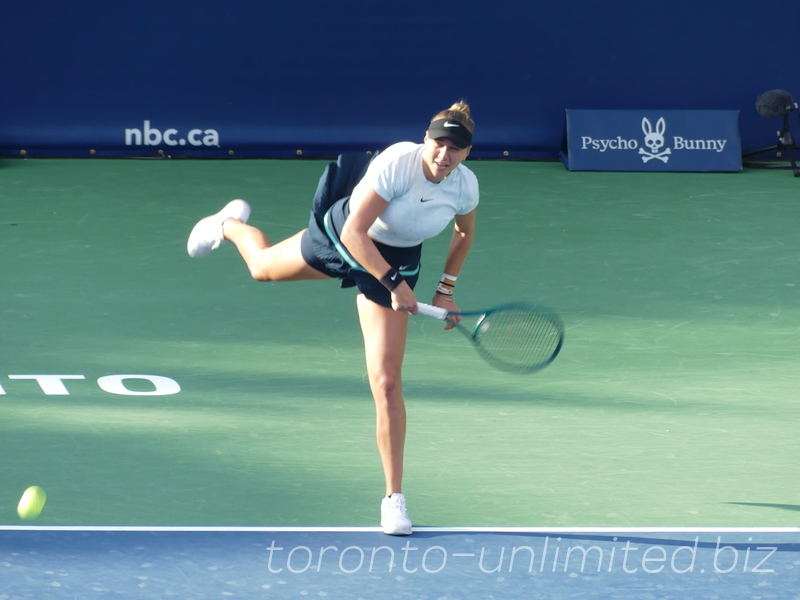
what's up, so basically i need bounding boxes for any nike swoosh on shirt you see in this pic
[420,198,435,202]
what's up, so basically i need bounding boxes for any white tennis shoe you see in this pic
[187,199,251,258]
[381,493,412,535]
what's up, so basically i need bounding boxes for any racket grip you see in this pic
[416,302,449,320]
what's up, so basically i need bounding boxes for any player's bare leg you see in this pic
[357,295,413,535]
[222,220,330,282]
[187,199,330,282]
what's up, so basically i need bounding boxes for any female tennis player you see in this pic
[187,101,479,535]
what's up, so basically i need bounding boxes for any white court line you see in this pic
[1,526,799,533]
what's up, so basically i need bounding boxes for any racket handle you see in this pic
[416,302,449,320]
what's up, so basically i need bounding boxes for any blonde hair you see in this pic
[432,100,475,134]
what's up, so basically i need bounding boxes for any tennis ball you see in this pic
[17,486,46,521]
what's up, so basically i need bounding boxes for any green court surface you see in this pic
[1,157,798,529]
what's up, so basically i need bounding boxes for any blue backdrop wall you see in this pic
[2,1,798,159]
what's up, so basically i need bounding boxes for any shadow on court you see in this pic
[727,503,800,514]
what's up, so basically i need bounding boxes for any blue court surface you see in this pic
[2,526,799,599]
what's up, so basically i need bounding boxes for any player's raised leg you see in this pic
[187,200,331,282]
[223,221,329,282]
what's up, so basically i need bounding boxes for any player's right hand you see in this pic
[390,282,418,314]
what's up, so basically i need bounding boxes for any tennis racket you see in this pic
[416,302,564,374]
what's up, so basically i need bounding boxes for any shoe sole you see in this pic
[383,527,413,536]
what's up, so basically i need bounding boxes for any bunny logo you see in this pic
[638,117,672,163]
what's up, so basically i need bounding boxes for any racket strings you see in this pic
[473,308,563,372]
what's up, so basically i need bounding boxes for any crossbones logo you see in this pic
[638,117,672,163]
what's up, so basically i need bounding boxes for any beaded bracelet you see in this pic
[436,282,453,296]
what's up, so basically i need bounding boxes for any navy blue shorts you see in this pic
[301,197,421,309]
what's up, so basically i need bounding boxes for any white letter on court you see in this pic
[8,375,86,395]
[97,375,181,396]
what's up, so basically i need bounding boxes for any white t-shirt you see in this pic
[352,142,479,247]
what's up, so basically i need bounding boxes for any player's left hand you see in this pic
[432,294,460,330]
